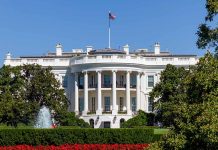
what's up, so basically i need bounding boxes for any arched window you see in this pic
[120,118,125,127]
[89,119,94,128]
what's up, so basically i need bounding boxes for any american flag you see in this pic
[109,12,116,20]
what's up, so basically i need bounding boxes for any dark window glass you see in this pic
[148,76,154,87]
[148,97,153,112]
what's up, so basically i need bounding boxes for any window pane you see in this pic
[79,97,84,112]
[148,97,153,112]
[62,75,68,88]
[148,76,154,87]
[105,97,110,111]
[130,75,136,88]
[131,97,136,111]
[104,75,111,87]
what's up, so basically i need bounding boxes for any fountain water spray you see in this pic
[34,105,52,128]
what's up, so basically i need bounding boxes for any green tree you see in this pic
[21,64,69,123]
[0,65,30,127]
[148,53,218,149]
[149,64,188,127]
[0,64,69,127]
[197,0,218,55]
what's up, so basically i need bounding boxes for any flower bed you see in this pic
[0,144,149,150]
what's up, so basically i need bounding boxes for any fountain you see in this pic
[34,105,52,128]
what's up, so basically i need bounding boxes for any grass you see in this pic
[154,128,169,134]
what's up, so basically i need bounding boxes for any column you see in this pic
[96,70,102,115]
[136,72,141,111]
[126,71,131,115]
[112,70,117,115]
[74,72,79,115]
[83,71,88,115]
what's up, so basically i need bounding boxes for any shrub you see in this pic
[121,110,155,128]
[0,128,161,146]
[0,144,150,150]
[57,112,90,128]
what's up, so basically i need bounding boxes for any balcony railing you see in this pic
[116,83,126,88]
[130,85,136,88]
[70,55,198,66]
[102,84,112,88]
[88,84,97,88]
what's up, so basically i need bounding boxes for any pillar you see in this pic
[74,72,79,114]
[96,70,102,115]
[136,72,141,111]
[83,71,88,115]
[126,71,131,115]
[112,70,117,115]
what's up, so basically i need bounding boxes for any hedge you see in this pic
[0,128,161,146]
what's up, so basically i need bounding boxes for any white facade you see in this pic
[4,43,198,128]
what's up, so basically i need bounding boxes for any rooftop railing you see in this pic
[70,55,198,66]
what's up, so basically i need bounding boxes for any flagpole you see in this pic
[109,11,111,49]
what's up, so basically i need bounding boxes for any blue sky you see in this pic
[0,0,206,65]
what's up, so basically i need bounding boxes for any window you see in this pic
[91,97,95,112]
[119,75,124,87]
[104,97,110,111]
[119,97,123,111]
[104,75,111,87]
[79,75,84,89]
[148,97,153,112]
[89,119,94,128]
[79,97,84,112]
[131,97,136,111]
[130,75,136,88]
[91,75,95,87]
[62,75,68,88]
[148,75,154,87]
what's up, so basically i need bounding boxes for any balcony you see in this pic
[116,83,126,88]
[102,84,112,88]
[89,84,97,88]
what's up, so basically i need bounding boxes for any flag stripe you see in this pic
[109,13,116,20]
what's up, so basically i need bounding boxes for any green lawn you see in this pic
[154,128,169,134]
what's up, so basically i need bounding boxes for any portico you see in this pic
[73,70,142,116]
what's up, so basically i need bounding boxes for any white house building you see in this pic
[4,43,198,128]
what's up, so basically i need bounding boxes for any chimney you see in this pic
[6,52,11,59]
[123,44,129,55]
[86,46,93,55]
[154,42,160,55]
[56,43,63,56]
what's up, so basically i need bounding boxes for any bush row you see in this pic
[0,144,150,150]
[0,128,161,146]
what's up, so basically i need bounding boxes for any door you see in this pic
[104,122,111,128]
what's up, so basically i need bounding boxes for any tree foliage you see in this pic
[0,65,29,127]
[149,64,188,127]
[197,0,218,54]
[148,53,218,149]
[21,64,68,122]
[0,64,68,127]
